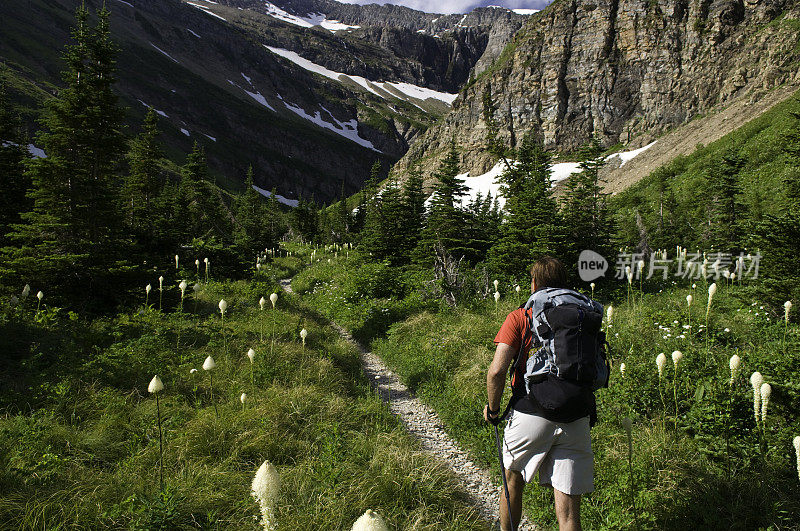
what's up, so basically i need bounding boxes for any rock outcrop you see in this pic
[394,0,800,180]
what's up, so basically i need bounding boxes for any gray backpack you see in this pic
[522,288,610,392]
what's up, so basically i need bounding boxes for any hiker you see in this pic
[484,256,606,531]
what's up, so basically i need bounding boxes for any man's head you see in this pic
[530,256,568,292]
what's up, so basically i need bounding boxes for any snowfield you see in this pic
[252,185,299,207]
[262,2,360,32]
[265,46,457,106]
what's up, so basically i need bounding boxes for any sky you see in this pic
[334,0,553,15]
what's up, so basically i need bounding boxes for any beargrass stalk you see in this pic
[726,354,741,479]
[270,293,278,357]
[247,348,255,388]
[203,356,218,417]
[158,275,164,311]
[672,351,683,431]
[259,296,266,342]
[621,417,639,530]
[148,375,165,492]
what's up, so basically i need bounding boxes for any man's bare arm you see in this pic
[485,342,517,421]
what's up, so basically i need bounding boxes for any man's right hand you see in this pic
[484,404,501,426]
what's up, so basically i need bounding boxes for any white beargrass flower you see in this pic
[493,279,499,291]
[179,280,188,295]
[203,356,216,371]
[175,254,179,270]
[671,350,683,368]
[260,296,266,310]
[351,509,389,531]
[751,372,763,423]
[494,291,500,302]
[606,305,614,323]
[159,276,164,290]
[686,294,693,307]
[193,283,200,294]
[760,383,772,422]
[247,348,255,363]
[251,460,280,530]
[270,293,278,308]
[190,368,198,374]
[786,301,792,322]
[240,392,247,405]
[37,290,43,301]
[619,362,626,378]
[590,282,595,291]
[731,273,736,281]
[637,259,645,274]
[708,283,717,303]
[21,284,30,298]
[626,265,632,285]
[146,284,151,294]
[656,353,667,378]
[515,285,521,293]
[729,354,741,385]
[300,328,308,340]
[219,299,227,316]
[793,436,800,480]
[148,375,164,393]
[204,257,209,264]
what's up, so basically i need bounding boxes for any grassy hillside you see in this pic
[0,251,487,529]
[293,249,800,529]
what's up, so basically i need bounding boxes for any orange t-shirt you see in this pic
[494,308,535,406]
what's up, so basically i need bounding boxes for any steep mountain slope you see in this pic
[0,0,524,204]
[393,0,800,187]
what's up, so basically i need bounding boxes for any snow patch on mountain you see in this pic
[512,8,539,15]
[150,43,179,64]
[447,143,657,210]
[244,89,275,111]
[262,2,359,32]
[252,185,299,207]
[181,128,191,136]
[137,100,169,118]
[282,101,380,152]
[187,28,202,38]
[265,46,457,106]
[186,2,227,21]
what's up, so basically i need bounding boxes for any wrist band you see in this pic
[486,403,499,416]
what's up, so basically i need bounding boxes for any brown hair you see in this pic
[530,256,568,289]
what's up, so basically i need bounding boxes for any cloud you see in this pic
[333,0,552,15]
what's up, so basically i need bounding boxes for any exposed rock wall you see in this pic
[394,0,800,179]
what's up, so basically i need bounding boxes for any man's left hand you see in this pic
[484,404,500,426]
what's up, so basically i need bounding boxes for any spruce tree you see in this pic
[561,137,612,265]
[234,166,273,258]
[5,6,126,300]
[707,149,745,251]
[122,109,164,238]
[400,166,426,258]
[488,132,564,278]
[414,141,470,264]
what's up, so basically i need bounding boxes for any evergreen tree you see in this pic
[5,6,126,300]
[234,166,273,258]
[292,196,318,242]
[488,132,564,278]
[561,137,612,265]
[400,166,426,258]
[707,149,745,251]
[352,160,382,237]
[0,84,31,245]
[122,109,163,238]
[414,141,471,263]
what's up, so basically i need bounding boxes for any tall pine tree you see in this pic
[0,83,31,246]
[5,6,126,301]
[488,132,564,278]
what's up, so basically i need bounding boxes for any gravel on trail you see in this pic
[280,279,536,530]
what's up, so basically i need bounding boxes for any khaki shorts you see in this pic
[502,409,594,495]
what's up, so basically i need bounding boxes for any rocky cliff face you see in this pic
[394,0,800,179]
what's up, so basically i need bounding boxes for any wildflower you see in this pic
[146,284,152,294]
[619,363,626,378]
[179,280,188,296]
[729,355,741,385]
[793,436,800,480]
[493,279,499,291]
[786,301,792,323]
[260,296,266,310]
[515,285,521,293]
[626,265,632,285]
[159,275,164,290]
[270,293,278,308]
[247,348,255,363]
[494,291,500,302]
[21,284,30,298]
[656,353,667,378]
[190,368,198,374]
[219,299,227,317]
[240,392,247,405]
[252,461,280,530]
[671,350,683,368]
[203,356,216,371]
[300,328,308,346]
[708,283,717,304]
[590,282,595,291]
[750,372,763,423]
[351,510,389,531]
[731,273,736,281]
[148,375,164,393]
[606,305,614,324]
[760,383,771,422]
[686,294,693,307]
